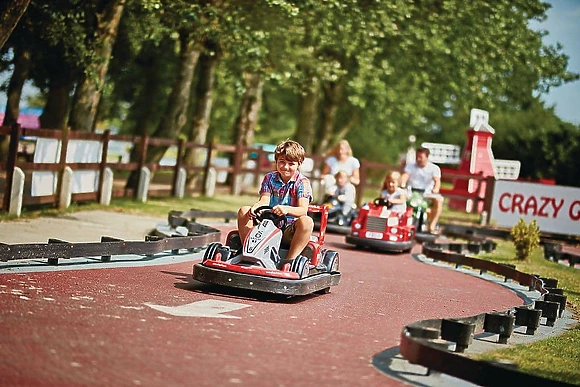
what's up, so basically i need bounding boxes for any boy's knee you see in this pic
[297,216,314,231]
[238,206,252,219]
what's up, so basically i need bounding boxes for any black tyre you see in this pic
[290,256,310,279]
[226,233,242,251]
[202,242,222,262]
[322,250,340,272]
[216,246,233,262]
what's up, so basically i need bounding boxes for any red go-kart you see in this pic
[193,205,341,296]
[345,198,416,253]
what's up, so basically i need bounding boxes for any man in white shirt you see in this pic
[400,147,443,233]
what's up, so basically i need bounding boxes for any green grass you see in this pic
[1,194,578,384]
[0,193,256,222]
[473,242,580,385]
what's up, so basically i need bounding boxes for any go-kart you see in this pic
[407,188,438,243]
[311,194,358,234]
[345,197,416,253]
[193,205,341,296]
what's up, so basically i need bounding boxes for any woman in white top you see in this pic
[321,140,361,185]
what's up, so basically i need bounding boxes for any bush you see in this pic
[510,218,540,260]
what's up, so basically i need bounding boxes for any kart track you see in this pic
[0,212,524,387]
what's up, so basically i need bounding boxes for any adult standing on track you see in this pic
[401,146,443,233]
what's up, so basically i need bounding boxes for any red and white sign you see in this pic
[490,180,580,236]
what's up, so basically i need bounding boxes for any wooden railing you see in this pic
[0,123,493,215]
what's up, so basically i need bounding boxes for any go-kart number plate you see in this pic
[365,231,383,239]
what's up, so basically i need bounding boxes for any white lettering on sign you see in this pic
[144,299,251,319]
[491,181,580,236]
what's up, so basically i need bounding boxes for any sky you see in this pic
[531,0,580,124]
[1,1,579,125]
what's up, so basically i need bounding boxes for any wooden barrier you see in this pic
[0,125,493,216]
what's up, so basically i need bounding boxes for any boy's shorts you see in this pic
[281,222,296,246]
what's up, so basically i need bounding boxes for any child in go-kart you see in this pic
[378,171,407,212]
[325,170,356,216]
[237,140,313,263]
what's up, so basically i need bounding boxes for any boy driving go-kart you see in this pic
[193,140,341,296]
[401,146,443,234]
[237,140,314,267]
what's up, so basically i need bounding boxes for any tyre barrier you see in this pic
[0,222,221,265]
[399,227,574,387]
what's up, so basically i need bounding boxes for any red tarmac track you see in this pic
[0,227,523,387]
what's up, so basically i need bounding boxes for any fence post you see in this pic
[202,141,214,196]
[135,135,149,198]
[356,159,367,207]
[55,126,70,208]
[231,142,243,195]
[9,167,25,216]
[2,123,20,212]
[172,138,184,196]
[98,129,110,204]
[483,175,496,225]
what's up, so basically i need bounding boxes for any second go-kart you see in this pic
[345,198,416,253]
[193,205,341,296]
[311,194,358,235]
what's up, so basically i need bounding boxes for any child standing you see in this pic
[237,140,313,262]
[380,171,407,212]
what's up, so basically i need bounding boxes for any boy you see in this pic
[237,140,313,264]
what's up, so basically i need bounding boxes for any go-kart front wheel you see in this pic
[290,256,310,279]
[203,242,234,263]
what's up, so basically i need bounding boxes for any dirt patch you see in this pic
[0,211,165,244]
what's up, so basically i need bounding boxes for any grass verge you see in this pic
[474,241,580,385]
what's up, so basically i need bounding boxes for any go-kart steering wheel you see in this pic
[373,198,394,209]
[252,205,288,229]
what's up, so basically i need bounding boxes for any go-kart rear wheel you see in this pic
[322,251,340,273]
[290,256,310,279]
[202,242,222,262]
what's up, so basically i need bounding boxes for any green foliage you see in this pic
[510,217,540,260]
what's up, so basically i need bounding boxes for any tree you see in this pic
[69,0,126,132]
[0,0,31,51]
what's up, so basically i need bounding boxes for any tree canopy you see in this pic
[1,0,579,185]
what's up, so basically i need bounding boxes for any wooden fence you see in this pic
[0,123,492,215]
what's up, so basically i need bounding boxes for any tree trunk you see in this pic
[0,46,30,158]
[123,43,167,190]
[39,74,74,130]
[68,0,125,132]
[314,80,344,154]
[125,31,202,190]
[0,0,31,51]
[183,40,220,184]
[232,72,264,147]
[294,78,320,153]
[145,31,201,162]
[2,46,30,127]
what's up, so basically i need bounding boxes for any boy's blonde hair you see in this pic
[274,140,305,163]
[382,170,401,190]
[334,170,348,179]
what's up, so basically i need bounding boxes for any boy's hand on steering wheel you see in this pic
[271,205,287,217]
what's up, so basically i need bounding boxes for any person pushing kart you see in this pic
[237,140,313,264]
[400,146,443,234]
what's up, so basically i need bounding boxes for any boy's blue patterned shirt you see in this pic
[259,171,312,223]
